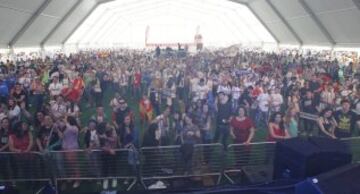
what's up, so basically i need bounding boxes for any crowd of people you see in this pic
[0,47,359,190]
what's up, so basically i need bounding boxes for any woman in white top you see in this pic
[270,88,283,112]
[51,95,67,120]
[48,75,63,98]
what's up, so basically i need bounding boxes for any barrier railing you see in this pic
[340,137,360,163]
[139,143,224,189]
[0,152,51,183]
[224,142,276,184]
[0,139,358,191]
[50,149,137,191]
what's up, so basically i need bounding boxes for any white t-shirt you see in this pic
[67,105,80,117]
[190,78,199,93]
[110,98,120,111]
[231,86,241,100]
[270,93,283,109]
[48,82,63,96]
[90,130,100,148]
[51,103,67,118]
[257,93,270,112]
[8,106,20,119]
[195,84,209,101]
[155,114,169,137]
[119,74,128,87]
[217,85,231,96]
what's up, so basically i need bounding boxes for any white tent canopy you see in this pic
[0,0,360,49]
[67,0,275,48]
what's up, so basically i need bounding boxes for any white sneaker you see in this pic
[148,180,166,190]
[111,179,117,188]
[157,180,166,188]
[73,181,80,188]
[103,179,109,190]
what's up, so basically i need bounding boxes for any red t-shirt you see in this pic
[134,72,142,87]
[10,133,30,151]
[252,87,262,98]
[230,117,254,143]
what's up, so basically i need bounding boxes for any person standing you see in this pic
[230,106,255,166]
[153,106,171,145]
[300,90,319,135]
[9,121,34,178]
[214,92,232,148]
[31,77,45,112]
[230,107,255,145]
[284,107,299,138]
[334,99,358,138]
[317,108,337,138]
[62,116,80,188]
[256,88,270,127]
[100,124,118,190]
[0,117,10,179]
[267,112,291,142]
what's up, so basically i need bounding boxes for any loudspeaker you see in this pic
[242,165,273,184]
[0,186,19,194]
[273,137,352,180]
[295,163,360,194]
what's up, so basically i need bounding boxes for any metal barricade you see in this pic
[340,137,360,163]
[225,142,276,184]
[0,152,51,183]
[50,149,137,191]
[299,112,319,134]
[140,143,224,189]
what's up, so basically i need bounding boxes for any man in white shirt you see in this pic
[270,88,283,112]
[231,83,241,113]
[256,89,270,127]
[194,79,209,102]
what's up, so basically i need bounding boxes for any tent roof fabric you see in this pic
[0,0,360,48]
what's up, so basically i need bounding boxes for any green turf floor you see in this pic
[77,87,269,146]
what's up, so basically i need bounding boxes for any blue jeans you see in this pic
[255,109,269,128]
[33,94,44,112]
[214,124,230,149]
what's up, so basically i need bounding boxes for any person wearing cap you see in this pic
[333,99,358,138]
